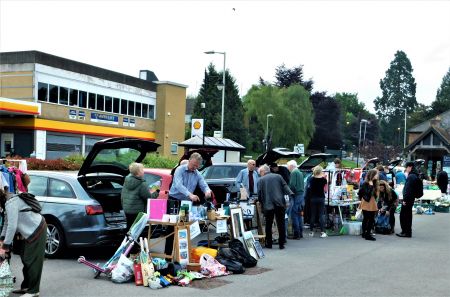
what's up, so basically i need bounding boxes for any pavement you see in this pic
[8,212,450,297]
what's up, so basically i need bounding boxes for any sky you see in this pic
[1,0,450,112]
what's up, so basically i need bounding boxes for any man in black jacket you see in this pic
[258,164,293,249]
[436,169,448,195]
[397,161,423,238]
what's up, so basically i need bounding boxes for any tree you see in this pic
[273,64,314,92]
[429,67,450,117]
[192,64,245,145]
[243,85,315,152]
[308,92,342,150]
[335,92,370,148]
[374,50,417,145]
[407,103,431,128]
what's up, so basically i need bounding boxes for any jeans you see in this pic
[400,203,413,235]
[310,197,325,232]
[290,193,304,237]
[362,210,376,237]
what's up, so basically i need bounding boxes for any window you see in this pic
[135,102,142,117]
[49,84,58,103]
[142,104,148,118]
[149,105,155,119]
[105,96,112,112]
[28,175,48,196]
[433,133,441,146]
[69,89,78,106]
[59,87,68,105]
[49,178,75,198]
[144,173,162,186]
[97,95,104,111]
[423,134,432,145]
[88,93,96,109]
[128,100,135,116]
[121,99,128,115]
[79,91,87,108]
[38,82,48,102]
[113,98,120,113]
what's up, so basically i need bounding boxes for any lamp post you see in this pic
[201,102,206,147]
[401,108,407,149]
[356,119,368,167]
[265,114,274,151]
[204,50,226,138]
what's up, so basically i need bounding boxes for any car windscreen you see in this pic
[91,148,141,170]
[203,165,245,179]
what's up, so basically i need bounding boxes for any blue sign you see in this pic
[78,111,85,117]
[123,117,129,126]
[90,112,119,125]
[69,109,77,120]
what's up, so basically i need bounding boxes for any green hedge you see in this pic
[142,154,178,169]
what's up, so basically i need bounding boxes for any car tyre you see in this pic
[45,219,65,258]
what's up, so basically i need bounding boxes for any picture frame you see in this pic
[243,231,258,259]
[230,207,245,240]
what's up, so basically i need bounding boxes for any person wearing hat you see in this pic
[397,161,423,238]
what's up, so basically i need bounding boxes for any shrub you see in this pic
[64,154,85,167]
[26,158,80,171]
[142,154,178,169]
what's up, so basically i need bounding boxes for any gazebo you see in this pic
[179,135,245,163]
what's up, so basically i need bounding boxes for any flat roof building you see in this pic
[0,50,186,159]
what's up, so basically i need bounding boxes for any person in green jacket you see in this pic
[121,162,157,230]
[287,160,305,239]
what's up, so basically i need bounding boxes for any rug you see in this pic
[189,277,232,290]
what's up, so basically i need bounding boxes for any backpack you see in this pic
[414,178,424,199]
[229,239,257,268]
[17,193,42,213]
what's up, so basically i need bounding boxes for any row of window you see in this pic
[37,82,155,119]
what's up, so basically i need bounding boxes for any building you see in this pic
[406,110,450,179]
[0,51,186,159]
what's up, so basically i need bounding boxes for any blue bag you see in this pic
[375,214,391,234]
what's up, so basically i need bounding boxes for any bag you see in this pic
[414,178,424,198]
[111,254,134,283]
[229,239,257,268]
[216,256,245,274]
[355,207,363,221]
[375,214,391,234]
[216,247,245,274]
[239,187,248,200]
[199,253,228,277]
[17,193,41,213]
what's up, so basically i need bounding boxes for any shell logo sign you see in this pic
[191,119,204,137]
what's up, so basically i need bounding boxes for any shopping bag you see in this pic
[199,253,228,277]
[240,187,248,201]
[355,207,363,221]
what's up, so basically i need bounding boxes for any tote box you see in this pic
[147,199,168,220]
[342,221,362,236]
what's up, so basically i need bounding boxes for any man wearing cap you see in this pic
[397,161,423,238]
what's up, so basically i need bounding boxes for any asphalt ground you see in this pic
[7,212,450,297]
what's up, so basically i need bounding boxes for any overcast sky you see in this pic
[1,0,449,112]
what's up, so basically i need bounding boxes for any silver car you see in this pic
[27,137,160,257]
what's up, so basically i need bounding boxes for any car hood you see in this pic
[256,148,300,167]
[388,159,403,169]
[298,153,337,170]
[363,157,380,170]
[78,137,160,177]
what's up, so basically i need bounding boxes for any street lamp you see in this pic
[399,108,407,149]
[204,50,226,138]
[201,102,206,147]
[356,119,368,167]
[266,114,274,151]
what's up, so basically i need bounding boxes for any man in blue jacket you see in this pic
[235,159,259,199]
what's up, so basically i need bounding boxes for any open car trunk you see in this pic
[80,175,126,224]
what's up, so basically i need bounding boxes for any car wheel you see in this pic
[45,220,65,258]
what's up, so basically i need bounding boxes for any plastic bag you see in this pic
[111,254,134,283]
[229,239,257,268]
[199,253,228,278]
[355,207,363,221]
